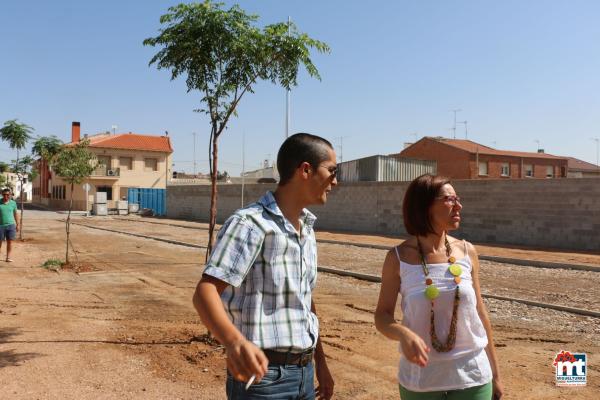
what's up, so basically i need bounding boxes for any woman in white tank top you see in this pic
[375,174,503,400]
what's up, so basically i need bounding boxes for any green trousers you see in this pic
[399,382,492,400]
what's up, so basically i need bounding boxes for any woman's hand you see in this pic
[492,377,504,399]
[399,328,430,367]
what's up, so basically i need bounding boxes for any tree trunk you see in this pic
[16,149,23,239]
[19,179,24,240]
[66,182,74,264]
[206,129,219,261]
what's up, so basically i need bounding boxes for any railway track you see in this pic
[71,221,600,320]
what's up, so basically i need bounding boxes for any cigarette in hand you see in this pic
[245,374,256,390]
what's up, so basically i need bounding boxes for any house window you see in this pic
[500,163,510,177]
[478,161,488,176]
[97,186,113,201]
[119,157,133,171]
[96,155,111,175]
[546,166,554,178]
[51,185,66,200]
[144,158,158,172]
[524,164,533,177]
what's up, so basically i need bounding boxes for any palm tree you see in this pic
[1,120,33,160]
[1,119,34,239]
[31,135,63,204]
[32,135,63,160]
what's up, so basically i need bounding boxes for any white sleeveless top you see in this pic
[395,242,492,392]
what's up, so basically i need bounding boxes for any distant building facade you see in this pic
[567,157,600,178]
[337,155,436,182]
[394,137,569,180]
[2,172,32,201]
[32,122,173,211]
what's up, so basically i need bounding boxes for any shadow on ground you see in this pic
[0,327,41,368]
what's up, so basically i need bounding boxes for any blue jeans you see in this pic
[0,224,16,241]
[226,362,315,400]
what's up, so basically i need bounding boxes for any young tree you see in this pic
[31,135,64,207]
[32,135,63,160]
[144,1,330,258]
[50,140,97,264]
[1,119,34,238]
[11,155,37,239]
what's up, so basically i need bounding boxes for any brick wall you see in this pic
[398,138,568,179]
[397,140,471,179]
[167,179,600,251]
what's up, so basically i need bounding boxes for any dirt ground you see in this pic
[0,210,598,399]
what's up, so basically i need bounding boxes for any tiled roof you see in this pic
[73,133,173,153]
[425,137,566,160]
[567,157,599,171]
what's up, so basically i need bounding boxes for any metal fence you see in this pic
[127,188,166,216]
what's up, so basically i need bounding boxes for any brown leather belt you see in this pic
[263,349,314,366]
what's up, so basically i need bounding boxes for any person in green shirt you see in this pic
[0,188,19,262]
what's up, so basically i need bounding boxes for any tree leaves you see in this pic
[51,140,98,185]
[143,1,330,130]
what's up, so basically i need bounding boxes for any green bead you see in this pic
[425,285,440,300]
[449,264,462,277]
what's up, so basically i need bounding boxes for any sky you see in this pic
[2,0,600,175]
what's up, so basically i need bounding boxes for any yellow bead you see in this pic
[448,256,456,263]
[449,264,462,276]
[425,285,440,300]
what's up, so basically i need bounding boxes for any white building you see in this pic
[2,172,32,201]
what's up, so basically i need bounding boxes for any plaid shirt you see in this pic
[203,191,319,352]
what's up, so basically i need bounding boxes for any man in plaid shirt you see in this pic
[193,133,337,399]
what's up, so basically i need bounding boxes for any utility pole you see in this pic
[192,132,197,176]
[335,136,349,163]
[458,121,468,139]
[450,109,461,139]
[241,131,245,206]
[285,16,291,138]
[592,137,600,170]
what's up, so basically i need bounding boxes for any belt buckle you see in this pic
[299,350,312,366]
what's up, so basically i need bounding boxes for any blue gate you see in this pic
[127,188,166,216]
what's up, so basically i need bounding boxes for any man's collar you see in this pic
[258,191,317,229]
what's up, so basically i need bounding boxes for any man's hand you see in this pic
[315,357,334,400]
[225,338,269,383]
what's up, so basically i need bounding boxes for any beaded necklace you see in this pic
[417,234,462,353]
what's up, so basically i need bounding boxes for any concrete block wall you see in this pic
[167,178,600,251]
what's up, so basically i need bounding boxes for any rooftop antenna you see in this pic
[285,16,291,138]
[450,108,462,139]
[457,121,468,139]
[534,139,541,151]
[192,132,197,175]
[591,137,600,169]
[111,125,117,135]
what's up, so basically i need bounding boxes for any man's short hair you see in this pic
[402,174,451,236]
[277,133,333,186]
[1,188,11,194]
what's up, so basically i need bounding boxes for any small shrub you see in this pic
[41,259,64,271]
